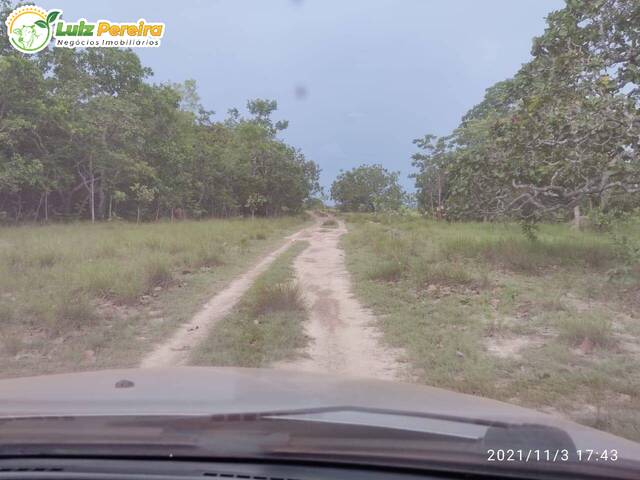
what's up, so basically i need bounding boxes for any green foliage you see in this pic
[520,219,539,242]
[0,45,320,222]
[412,0,640,223]
[609,216,640,267]
[331,164,405,212]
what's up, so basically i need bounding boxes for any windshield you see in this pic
[1,0,639,476]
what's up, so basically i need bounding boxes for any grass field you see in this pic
[342,213,640,441]
[190,240,309,367]
[0,216,308,378]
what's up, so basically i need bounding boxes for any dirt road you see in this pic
[139,225,313,368]
[276,220,403,380]
[142,216,402,380]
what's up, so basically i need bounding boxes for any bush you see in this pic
[588,208,620,232]
[251,281,304,315]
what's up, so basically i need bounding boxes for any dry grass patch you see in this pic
[558,314,614,349]
[251,281,304,316]
[0,216,308,378]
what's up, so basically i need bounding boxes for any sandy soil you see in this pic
[275,220,403,380]
[139,225,314,368]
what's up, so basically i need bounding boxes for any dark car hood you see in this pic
[1,367,639,461]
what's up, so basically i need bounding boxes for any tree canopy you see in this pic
[330,164,405,212]
[0,3,320,222]
[412,0,640,222]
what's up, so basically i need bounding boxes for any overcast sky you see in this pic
[40,0,564,193]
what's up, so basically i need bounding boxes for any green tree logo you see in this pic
[5,6,61,54]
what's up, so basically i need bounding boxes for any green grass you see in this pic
[0,216,308,377]
[189,241,309,367]
[342,213,640,441]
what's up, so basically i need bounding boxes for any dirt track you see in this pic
[139,226,313,368]
[276,220,402,380]
[142,216,402,380]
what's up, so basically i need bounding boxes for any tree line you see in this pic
[0,4,320,222]
[331,1,638,220]
[411,0,639,222]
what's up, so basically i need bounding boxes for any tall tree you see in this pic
[412,0,640,222]
[331,164,405,212]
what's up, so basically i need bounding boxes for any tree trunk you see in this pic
[44,192,48,222]
[137,205,141,224]
[96,177,106,220]
[572,205,582,230]
[15,194,22,222]
[34,193,44,221]
[89,158,95,223]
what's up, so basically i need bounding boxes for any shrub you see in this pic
[251,281,304,315]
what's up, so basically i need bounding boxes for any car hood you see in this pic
[1,367,639,461]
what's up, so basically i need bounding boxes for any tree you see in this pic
[0,32,320,222]
[411,135,451,215]
[331,164,405,212]
[412,0,640,222]
[130,183,157,223]
[245,193,267,219]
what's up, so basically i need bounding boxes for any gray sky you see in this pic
[40,0,564,192]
